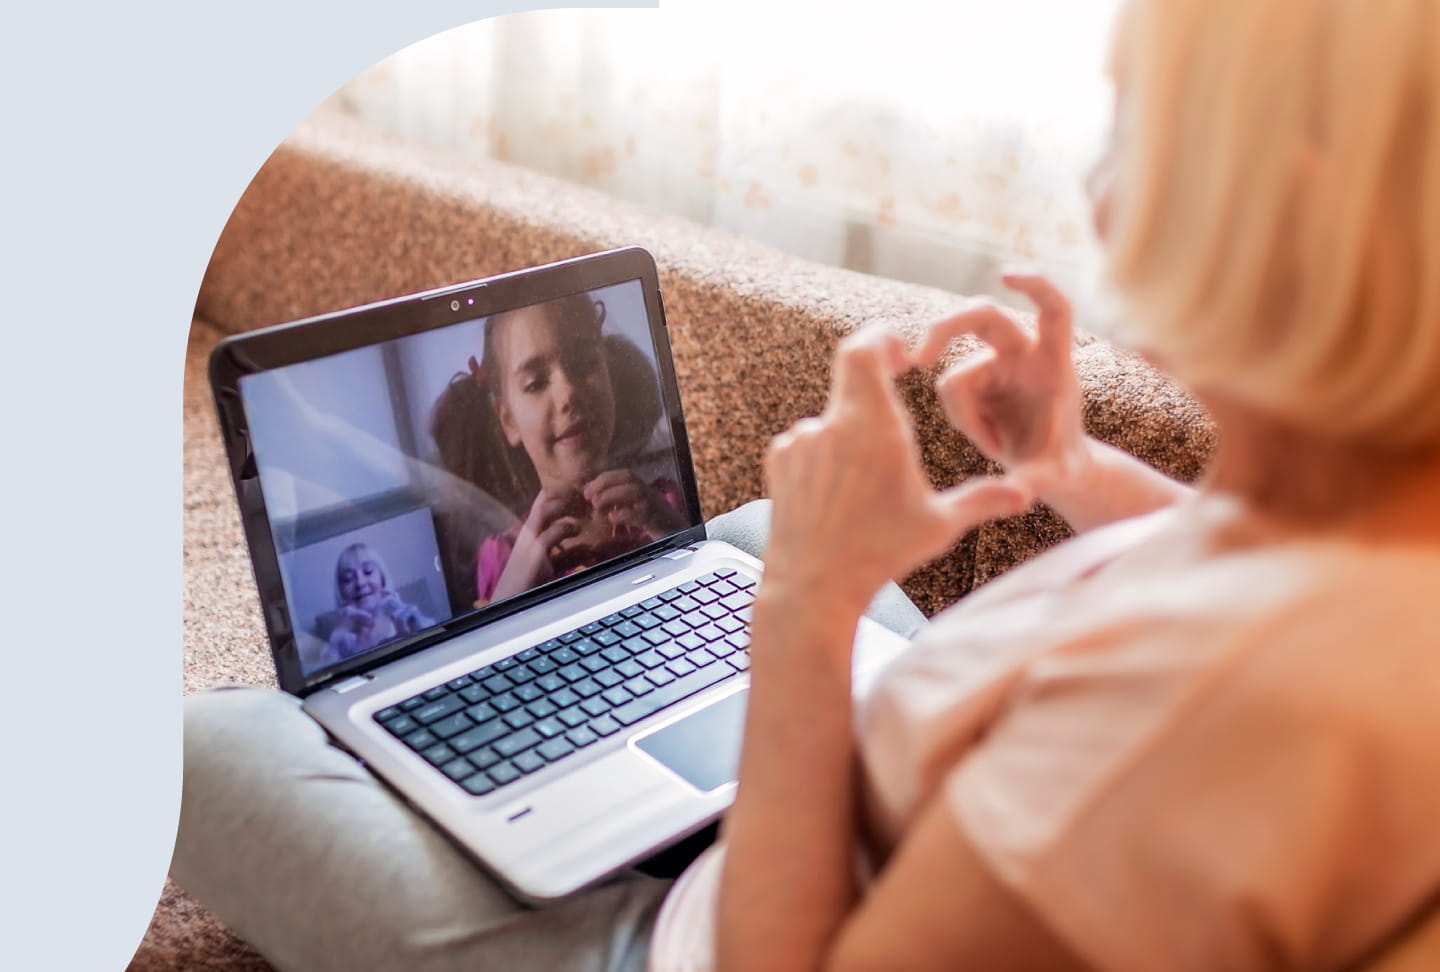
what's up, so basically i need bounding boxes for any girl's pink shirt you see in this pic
[649,494,1440,971]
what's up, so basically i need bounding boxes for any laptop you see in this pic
[210,246,907,903]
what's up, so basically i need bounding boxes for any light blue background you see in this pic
[3,1,654,967]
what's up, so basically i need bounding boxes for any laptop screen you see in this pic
[237,278,696,678]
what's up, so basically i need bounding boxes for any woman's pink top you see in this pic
[649,495,1440,971]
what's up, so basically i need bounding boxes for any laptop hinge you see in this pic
[331,675,373,694]
[661,546,698,560]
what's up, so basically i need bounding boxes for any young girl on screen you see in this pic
[311,542,435,667]
[430,293,685,607]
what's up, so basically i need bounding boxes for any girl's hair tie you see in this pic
[467,355,486,387]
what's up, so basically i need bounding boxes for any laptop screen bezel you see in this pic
[208,246,708,697]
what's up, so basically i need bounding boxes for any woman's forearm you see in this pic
[1037,436,1194,533]
[716,585,867,972]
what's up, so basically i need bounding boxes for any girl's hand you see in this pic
[914,273,1089,498]
[763,328,1030,613]
[583,469,687,540]
[492,488,585,600]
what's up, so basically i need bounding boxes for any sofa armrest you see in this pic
[199,109,1212,615]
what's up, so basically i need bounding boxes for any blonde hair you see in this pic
[1103,0,1440,448]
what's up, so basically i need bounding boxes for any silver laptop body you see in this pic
[210,247,907,903]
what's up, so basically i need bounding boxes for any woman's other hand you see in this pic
[491,488,585,600]
[915,273,1089,499]
[763,327,1030,613]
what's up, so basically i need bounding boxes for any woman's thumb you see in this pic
[936,476,1032,529]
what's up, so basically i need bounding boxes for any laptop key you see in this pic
[658,589,685,603]
[462,773,496,796]
[413,695,466,725]
[517,647,541,662]
[482,674,515,694]
[581,655,610,674]
[695,625,726,643]
[672,596,701,614]
[728,654,751,672]
[459,684,490,705]
[375,706,403,723]
[620,605,644,619]
[581,697,611,718]
[720,592,755,612]
[528,656,558,675]
[533,717,566,739]
[640,597,664,610]
[557,706,589,728]
[538,738,576,762]
[399,697,426,712]
[384,714,418,737]
[691,588,719,605]
[642,629,671,646]
[701,603,730,621]
[610,665,734,726]
[490,693,521,713]
[513,684,544,703]
[551,646,582,665]
[666,659,697,678]
[601,687,634,707]
[580,621,604,636]
[430,712,474,740]
[494,657,519,672]
[558,664,588,683]
[423,686,450,702]
[685,648,717,668]
[634,612,663,630]
[657,643,686,660]
[421,742,458,765]
[493,729,542,759]
[571,638,605,657]
[450,719,508,753]
[624,676,654,696]
[566,727,599,748]
[507,664,538,684]
[715,568,737,579]
[465,702,498,724]
[589,715,622,736]
[447,675,473,690]
[716,616,745,634]
[646,668,676,687]
[613,620,642,639]
[488,762,521,786]
[572,678,604,698]
[616,659,645,679]
[595,670,624,689]
[403,728,438,750]
[513,751,546,774]
[557,631,583,644]
[676,632,705,651]
[550,688,581,709]
[535,674,566,694]
[526,699,558,719]
[503,709,535,730]
[441,756,476,782]
[635,650,666,669]
[469,747,501,770]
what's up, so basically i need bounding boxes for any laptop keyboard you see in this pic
[372,568,756,797]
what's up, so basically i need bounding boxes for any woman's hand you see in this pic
[491,487,585,600]
[763,328,1030,613]
[582,469,686,540]
[915,273,1089,498]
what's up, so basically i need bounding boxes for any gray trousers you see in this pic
[174,501,924,972]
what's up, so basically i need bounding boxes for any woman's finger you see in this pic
[1001,272,1073,362]
[936,358,1004,455]
[933,476,1033,532]
[829,327,910,415]
[915,302,1030,366]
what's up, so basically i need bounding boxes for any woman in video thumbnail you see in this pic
[311,542,434,667]
[431,293,686,607]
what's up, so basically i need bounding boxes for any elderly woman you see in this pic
[176,0,1440,969]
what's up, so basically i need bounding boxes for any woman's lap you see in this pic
[174,688,668,972]
[174,501,925,969]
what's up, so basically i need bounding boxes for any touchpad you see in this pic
[634,689,748,792]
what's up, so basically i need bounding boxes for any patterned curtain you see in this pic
[335,0,1121,302]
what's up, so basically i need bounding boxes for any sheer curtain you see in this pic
[336,1,1121,300]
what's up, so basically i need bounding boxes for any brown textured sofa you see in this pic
[145,107,1216,969]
